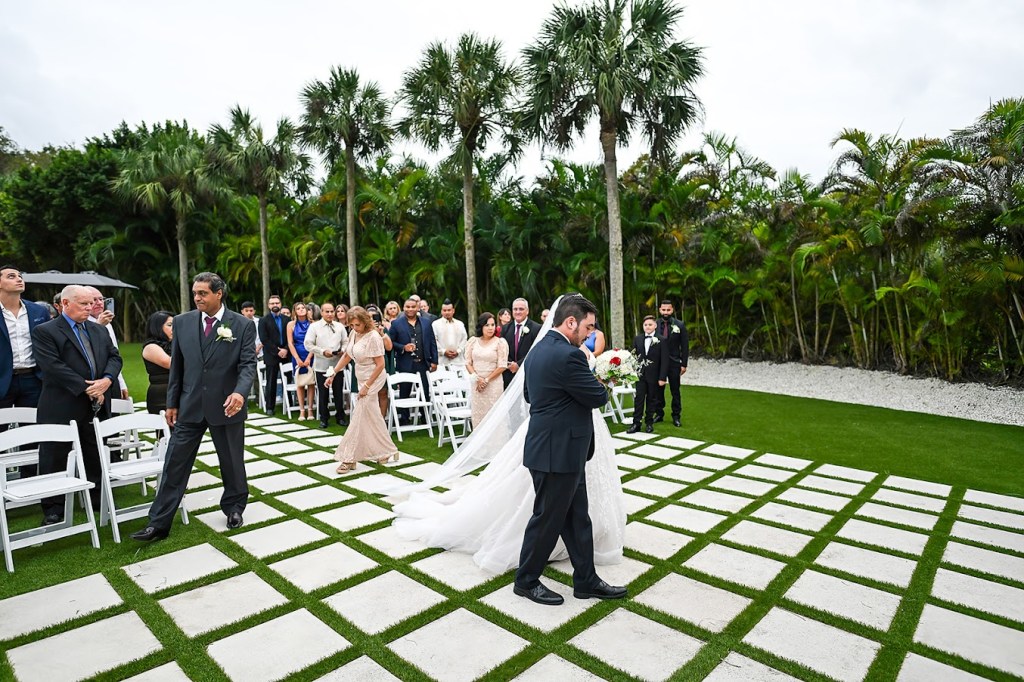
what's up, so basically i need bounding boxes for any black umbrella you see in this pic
[22,270,138,289]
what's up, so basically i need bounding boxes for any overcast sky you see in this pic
[2,0,1022,184]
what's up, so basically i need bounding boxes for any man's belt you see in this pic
[12,367,36,375]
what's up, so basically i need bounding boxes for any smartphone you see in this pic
[104,297,115,314]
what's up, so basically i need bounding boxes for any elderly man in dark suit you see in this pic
[132,272,257,541]
[32,284,123,525]
[388,297,438,423]
[257,294,290,416]
[500,297,542,389]
[514,294,627,606]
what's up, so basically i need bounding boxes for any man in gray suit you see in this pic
[132,272,257,541]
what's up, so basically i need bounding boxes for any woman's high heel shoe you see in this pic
[336,462,356,473]
[377,452,399,465]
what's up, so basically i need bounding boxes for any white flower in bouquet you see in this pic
[593,349,640,386]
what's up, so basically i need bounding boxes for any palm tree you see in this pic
[398,33,522,326]
[300,67,393,305]
[210,106,310,305]
[522,0,704,345]
[113,123,228,312]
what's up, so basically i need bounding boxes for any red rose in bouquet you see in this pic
[609,356,621,366]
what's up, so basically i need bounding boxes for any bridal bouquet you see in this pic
[593,349,640,386]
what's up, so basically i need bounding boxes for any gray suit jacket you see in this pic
[167,308,257,426]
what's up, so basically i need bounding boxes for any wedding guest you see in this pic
[499,298,541,389]
[141,311,174,415]
[287,302,315,420]
[383,301,401,327]
[239,301,262,357]
[304,301,348,428]
[464,312,508,427]
[653,299,689,427]
[257,295,290,415]
[87,287,129,400]
[432,299,468,368]
[496,307,512,336]
[540,308,550,323]
[382,301,400,375]
[627,315,667,433]
[369,306,394,416]
[388,297,438,423]
[35,301,58,319]
[419,298,436,325]
[326,307,398,472]
[583,324,607,356]
[51,292,63,316]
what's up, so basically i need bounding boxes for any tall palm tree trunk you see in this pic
[462,153,478,326]
[600,128,625,347]
[176,213,189,313]
[259,193,270,305]
[346,148,358,306]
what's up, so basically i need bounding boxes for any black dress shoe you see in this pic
[673,418,681,427]
[652,414,664,423]
[130,526,169,542]
[337,416,348,427]
[319,420,329,429]
[226,512,244,529]
[644,423,654,433]
[42,514,63,526]
[513,582,564,606]
[625,423,641,434]
[574,580,628,600]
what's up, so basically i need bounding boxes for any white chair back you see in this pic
[0,408,39,477]
[279,363,300,419]
[386,372,435,442]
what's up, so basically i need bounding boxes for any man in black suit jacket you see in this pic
[514,294,627,606]
[500,297,542,389]
[627,315,668,433]
[388,298,438,422]
[654,300,689,427]
[32,285,123,524]
[257,294,290,415]
[132,272,257,541]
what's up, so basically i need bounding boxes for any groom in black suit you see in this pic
[514,294,627,605]
[132,272,257,541]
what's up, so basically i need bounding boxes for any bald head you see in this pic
[61,285,94,323]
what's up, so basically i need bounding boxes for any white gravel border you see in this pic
[684,358,1024,427]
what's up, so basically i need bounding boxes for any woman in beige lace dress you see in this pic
[325,307,398,472]
[464,312,509,428]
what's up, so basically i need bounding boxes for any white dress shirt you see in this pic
[303,319,349,373]
[432,316,469,367]
[1,300,34,370]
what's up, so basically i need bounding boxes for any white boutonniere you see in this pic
[216,324,235,343]
[670,325,680,334]
[651,337,660,345]
[520,326,530,335]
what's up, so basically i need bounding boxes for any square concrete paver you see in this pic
[943,542,1024,581]
[275,485,354,511]
[158,572,288,636]
[512,654,602,681]
[709,475,777,496]
[389,608,528,682]
[570,609,703,681]
[798,474,864,496]
[744,608,880,682]
[654,464,716,483]
[914,604,1024,677]
[733,464,797,483]
[624,521,694,559]
[207,608,349,682]
[647,504,728,534]
[835,519,929,555]
[678,489,753,513]
[186,470,222,489]
[631,444,681,460]
[681,453,735,471]
[815,464,876,483]
[269,542,378,592]
[314,656,401,681]
[340,473,409,495]
[624,492,655,515]
[883,475,950,497]
[618,431,660,442]
[634,573,751,633]
[949,521,1024,553]
[124,543,237,594]
[197,501,284,532]
[549,555,654,586]
[857,502,938,531]
[751,502,832,532]
[684,544,786,590]
[703,443,755,459]
[357,524,430,558]
[244,458,287,477]
[399,461,446,480]
[122,662,192,681]
[896,653,990,681]
[412,550,498,591]
[755,453,813,471]
[704,652,800,681]
[255,440,311,455]
[931,568,1024,622]
[777,487,850,512]
[658,436,705,451]
[785,570,902,630]
[872,488,946,513]
[0,573,122,640]
[480,580,595,632]
[623,476,688,498]
[963,489,1024,513]
[615,453,660,470]
[281,450,334,466]
[314,501,395,531]
[324,570,445,633]
[231,518,329,558]
[815,542,918,588]
[307,435,342,448]
[721,520,813,558]
[7,611,162,682]
[245,433,287,446]
[183,485,225,511]
[958,504,1024,531]
[249,470,319,493]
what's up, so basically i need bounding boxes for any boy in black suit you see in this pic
[627,315,667,434]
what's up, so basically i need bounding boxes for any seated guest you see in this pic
[142,311,174,415]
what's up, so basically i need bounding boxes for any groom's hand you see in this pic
[165,408,177,428]
[223,392,245,418]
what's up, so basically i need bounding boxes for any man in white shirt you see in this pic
[239,301,262,357]
[304,301,349,428]
[86,286,129,400]
[431,299,468,369]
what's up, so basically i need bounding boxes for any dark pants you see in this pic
[38,413,103,516]
[1,372,42,477]
[632,377,660,426]
[397,364,430,422]
[264,357,282,414]
[315,371,345,423]
[147,420,248,531]
[655,362,683,420]
[515,468,598,590]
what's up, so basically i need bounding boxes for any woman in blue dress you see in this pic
[287,301,315,419]
[583,323,607,356]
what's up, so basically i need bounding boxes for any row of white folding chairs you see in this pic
[0,408,187,571]
[256,359,352,421]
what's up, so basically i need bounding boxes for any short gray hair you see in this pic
[193,272,226,294]
[60,284,90,303]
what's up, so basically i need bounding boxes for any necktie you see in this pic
[204,316,216,337]
[327,322,335,333]
[514,323,521,357]
[76,322,97,378]
[660,319,667,336]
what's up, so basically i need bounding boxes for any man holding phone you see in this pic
[87,287,129,400]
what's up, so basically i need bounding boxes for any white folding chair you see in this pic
[0,422,100,572]
[104,398,147,462]
[279,363,300,419]
[434,377,473,449]
[387,373,434,442]
[606,383,635,424]
[255,359,267,409]
[93,411,188,543]
[0,407,39,484]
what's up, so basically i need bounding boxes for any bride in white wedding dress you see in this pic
[389,295,626,574]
